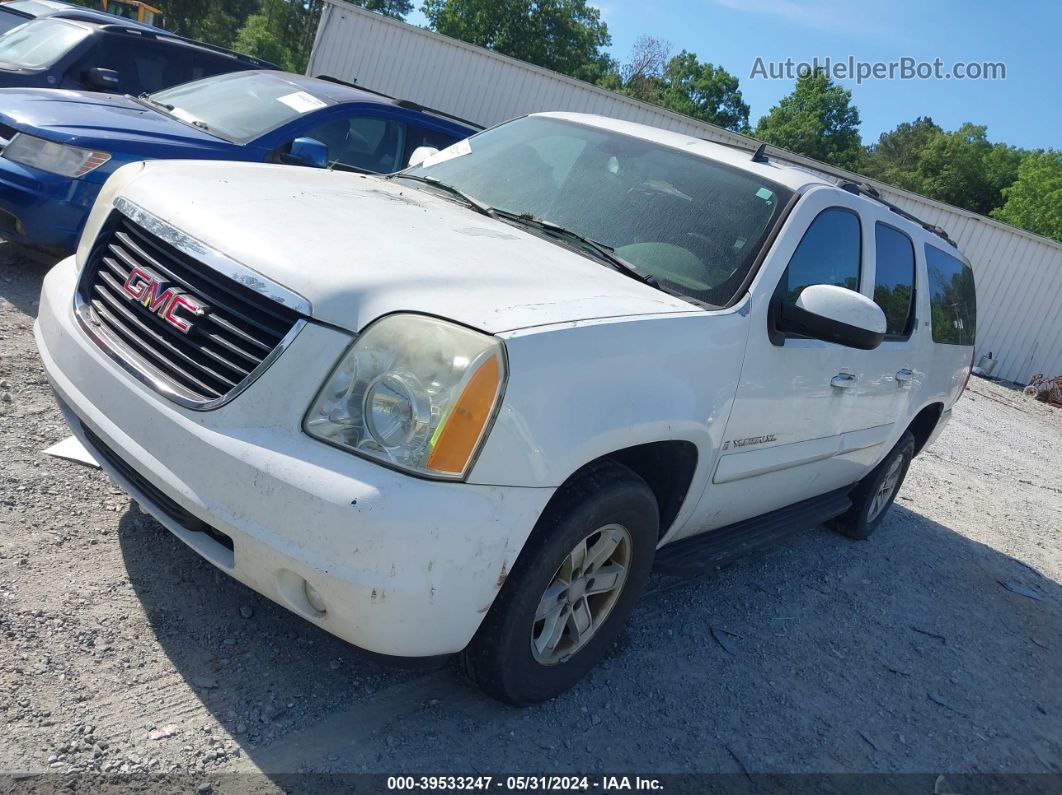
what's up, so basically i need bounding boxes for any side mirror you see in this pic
[776,284,886,350]
[284,137,329,169]
[407,146,439,168]
[85,67,120,91]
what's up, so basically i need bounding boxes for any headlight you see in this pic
[2,133,110,177]
[75,161,146,269]
[304,314,506,479]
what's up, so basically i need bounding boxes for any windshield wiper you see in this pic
[134,94,174,113]
[132,94,214,133]
[489,210,659,287]
[389,174,493,216]
[389,176,660,290]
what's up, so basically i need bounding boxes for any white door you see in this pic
[858,214,924,450]
[692,187,894,531]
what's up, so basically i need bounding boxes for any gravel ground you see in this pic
[1,242,1061,791]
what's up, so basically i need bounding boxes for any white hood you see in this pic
[114,161,699,333]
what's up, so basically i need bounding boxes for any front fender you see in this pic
[469,311,748,496]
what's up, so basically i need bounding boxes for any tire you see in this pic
[459,460,658,705]
[829,431,915,540]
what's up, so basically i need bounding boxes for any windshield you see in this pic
[0,18,89,69]
[151,72,332,142]
[402,116,792,305]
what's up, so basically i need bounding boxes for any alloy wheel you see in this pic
[530,523,632,665]
[868,454,904,521]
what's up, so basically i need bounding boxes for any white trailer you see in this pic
[308,0,1062,384]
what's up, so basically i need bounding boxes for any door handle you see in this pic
[831,373,857,388]
[895,368,914,384]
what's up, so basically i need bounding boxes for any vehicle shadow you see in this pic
[115,498,1062,778]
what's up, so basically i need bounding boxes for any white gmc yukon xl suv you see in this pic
[34,113,976,704]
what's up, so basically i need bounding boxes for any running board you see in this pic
[654,487,853,576]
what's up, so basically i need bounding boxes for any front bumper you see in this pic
[0,157,100,253]
[34,256,551,657]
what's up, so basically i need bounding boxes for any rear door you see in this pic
[696,187,894,529]
[861,214,923,443]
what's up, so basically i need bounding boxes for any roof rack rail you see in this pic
[174,37,273,66]
[51,9,130,25]
[839,180,957,246]
[315,75,484,130]
[95,22,158,36]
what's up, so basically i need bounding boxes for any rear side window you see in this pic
[873,223,916,338]
[925,244,976,345]
[784,207,861,303]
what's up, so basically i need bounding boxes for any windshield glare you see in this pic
[152,72,331,141]
[405,116,792,305]
[0,19,89,69]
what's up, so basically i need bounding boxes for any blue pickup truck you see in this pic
[0,70,477,256]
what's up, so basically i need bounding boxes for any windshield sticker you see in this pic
[755,187,775,202]
[422,138,472,167]
[277,91,328,113]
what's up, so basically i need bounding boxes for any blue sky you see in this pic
[407,0,1060,150]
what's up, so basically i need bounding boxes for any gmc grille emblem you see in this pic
[121,266,207,334]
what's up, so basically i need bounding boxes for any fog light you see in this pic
[303,581,327,614]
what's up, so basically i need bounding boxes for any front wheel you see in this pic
[829,431,915,540]
[459,461,658,705]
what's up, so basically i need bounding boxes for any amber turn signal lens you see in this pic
[427,354,502,475]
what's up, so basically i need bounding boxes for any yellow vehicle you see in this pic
[97,0,163,27]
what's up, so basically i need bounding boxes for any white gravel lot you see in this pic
[1,243,1060,792]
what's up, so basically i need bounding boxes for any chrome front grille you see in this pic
[77,208,304,408]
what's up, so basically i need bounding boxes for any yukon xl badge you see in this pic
[121,266,207,334]
[722,434,777,451]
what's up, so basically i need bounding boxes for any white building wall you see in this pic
[309,0,1062,384]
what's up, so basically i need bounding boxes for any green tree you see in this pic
[908,123,1024,215]
[864,120,1025,216]
[162,0,259,45]
[369,0,414,16]
[421,0,611,79]
[165,1,414,67]
[601,38,749,131]
[233,0,318,70]
[658,51,749,132]
[862,116,943,184]
[991,150,1062,242]
[754,69,863,171]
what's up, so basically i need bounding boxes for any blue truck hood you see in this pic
[0,88,240,157]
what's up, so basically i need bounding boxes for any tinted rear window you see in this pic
[925,244,976,345]
[874,223,916,338]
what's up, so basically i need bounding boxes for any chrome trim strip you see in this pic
[112,196,312,315]
[74,296,307,412]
